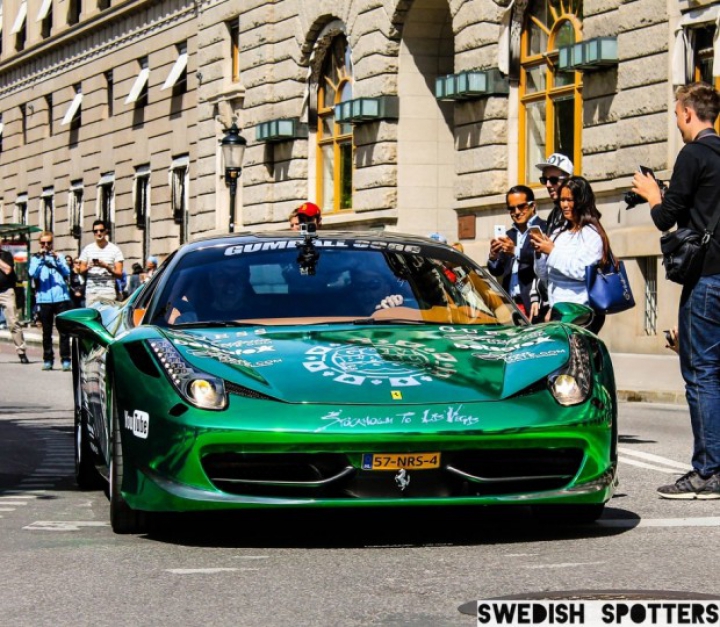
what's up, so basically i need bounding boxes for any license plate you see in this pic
[361,452,441,471]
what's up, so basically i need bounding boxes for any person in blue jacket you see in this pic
[28,231,72,371]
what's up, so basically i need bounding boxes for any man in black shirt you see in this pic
[633,81,720,499]
[0,248,29,363]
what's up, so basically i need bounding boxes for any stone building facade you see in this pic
[0,0,716,353]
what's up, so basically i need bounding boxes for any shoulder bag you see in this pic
[585,252,636,315]
[660,210,720,286]
[660,139,720,286]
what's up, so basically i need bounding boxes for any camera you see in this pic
[623,190,647,208]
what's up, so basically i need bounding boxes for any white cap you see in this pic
[535,153,574,176]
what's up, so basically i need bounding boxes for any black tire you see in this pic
[109,389,148,534]
[73,340,104,490]
[531,503,605,525]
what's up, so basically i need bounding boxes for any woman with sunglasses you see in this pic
[487,185,547,322]
[78,219,125,306]
[530,176,611,334]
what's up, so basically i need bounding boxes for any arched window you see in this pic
[317,36,353,213]
[519,0,583,184]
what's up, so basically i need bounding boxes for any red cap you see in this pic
[297,202,321,218]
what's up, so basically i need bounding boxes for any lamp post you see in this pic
[220,123,247,233]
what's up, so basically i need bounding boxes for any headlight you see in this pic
[548,334,592,406]
[148,339,227,410]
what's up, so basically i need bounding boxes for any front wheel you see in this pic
[109,390,148,534]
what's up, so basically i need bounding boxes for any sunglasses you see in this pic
[93,228,106,234]
[539,176,566,186]
[507,202,533,213]
[39,241,53,247]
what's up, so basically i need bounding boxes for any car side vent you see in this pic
[124,342,161,378]
[169,403,188,417]
[224,382,277,402]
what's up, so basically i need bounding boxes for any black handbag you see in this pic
[660,211,720,286]
[659,139,720,286]
[585,253,636,314]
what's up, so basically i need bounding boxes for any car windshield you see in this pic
[151,237,517,326]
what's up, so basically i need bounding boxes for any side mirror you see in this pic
[57,308,113,347]
[549,302,594,327]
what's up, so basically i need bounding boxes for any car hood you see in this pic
[162,324,571,404]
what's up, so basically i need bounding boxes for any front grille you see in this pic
[201,448,585,499]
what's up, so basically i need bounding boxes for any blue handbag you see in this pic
[585,254,635,315]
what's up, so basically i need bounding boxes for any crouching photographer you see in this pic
[631,81,720,500]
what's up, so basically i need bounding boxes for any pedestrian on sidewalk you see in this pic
[28,231,72,371]
[632,81,720,500]
[535,153,574,236]
[0,246,29,364]
[78,219,124,307]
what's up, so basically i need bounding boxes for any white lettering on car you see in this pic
[124,410,149,439]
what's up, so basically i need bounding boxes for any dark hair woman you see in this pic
[529,176,610,333]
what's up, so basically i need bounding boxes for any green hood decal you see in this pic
[164,324,571,404]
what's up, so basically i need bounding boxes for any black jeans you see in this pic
[39,301,72,363]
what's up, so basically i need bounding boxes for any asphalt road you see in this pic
[0,345,717,627]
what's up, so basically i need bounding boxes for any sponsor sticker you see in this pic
[124,410,149,439]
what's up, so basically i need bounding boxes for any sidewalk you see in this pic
[0,328,687,404]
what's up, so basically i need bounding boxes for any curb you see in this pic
[617,389,686,405]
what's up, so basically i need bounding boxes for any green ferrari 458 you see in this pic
[57,229,618,534]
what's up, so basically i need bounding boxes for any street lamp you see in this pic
[220,122,247,233]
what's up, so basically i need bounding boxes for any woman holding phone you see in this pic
[530,176,611,333]
[487,185,547,321]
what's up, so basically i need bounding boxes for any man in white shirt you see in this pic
[78,219,125,306]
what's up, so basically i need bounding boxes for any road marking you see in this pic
[619,457,682,473]
[524,561,606,569]
[165,568,260,574]
[0,501,29,506]
[600,517,720,528]
[23,521,110,531]
[0,508,17,512]
[618,447,692,470]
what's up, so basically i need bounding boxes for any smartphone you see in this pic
[664,329,677,347]
[92,258,99,264]
[493,225,506,239]
[639,165,656,179]
[528,225,544,236]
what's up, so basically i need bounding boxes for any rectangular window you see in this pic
[134,165,150,229]
[41,187,54,232]
[0,114,4,153]
[97,0,109,10]
[45,95,53,137]
[97,172,114,237]
[19,103,26,145]
[228,18,240,83]
[68,180,83,239]
[37,0,52,38]
[11,0,26,34]
[15,194,28,224]
[170,155,189,242]
[640,257,658,336]
[125,58,149,106]
[61,84,82,128]
[104,71,114,117]
[67,0,80,25]
[162,43,188,94]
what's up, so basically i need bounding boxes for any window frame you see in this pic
[518,0,583,186]
[316,35,354,215]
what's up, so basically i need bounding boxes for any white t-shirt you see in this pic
[79,241,124,300]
